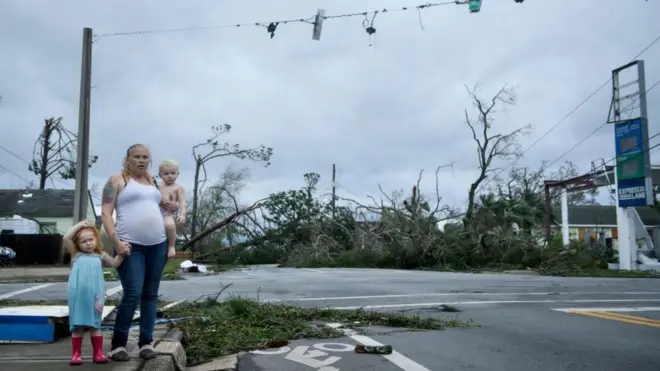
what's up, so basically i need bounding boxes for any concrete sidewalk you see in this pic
[0,325,185,371]
[0,267,71,283]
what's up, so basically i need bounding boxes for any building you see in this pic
[0,189,97,234]
[550,204,660,241]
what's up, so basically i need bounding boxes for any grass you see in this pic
[164,295,472,367]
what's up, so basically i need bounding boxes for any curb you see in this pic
[0,275,71,283]
[142,329,187,371]
[140,328,241,371]
[185,352,244,371]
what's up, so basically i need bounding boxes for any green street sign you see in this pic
[469,0,482,13]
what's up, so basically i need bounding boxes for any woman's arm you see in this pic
[100,251,124,268]
[101,175,121,243]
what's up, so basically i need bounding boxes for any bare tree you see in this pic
[463,85,531,224]
[29,117,98,189]
[189,124,272,253]
[181,167,249,244]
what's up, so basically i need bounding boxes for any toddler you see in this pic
[64,220,124,365]
[158,159,186,257]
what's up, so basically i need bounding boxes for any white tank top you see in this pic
[115,178,166,246]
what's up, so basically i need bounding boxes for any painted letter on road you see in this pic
[285,346,341,368]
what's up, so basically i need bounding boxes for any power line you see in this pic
[0,163,32,184]
[466,32,660,202]
[94,1,468,39]
[0,142,74,189]
[542,78,660,172]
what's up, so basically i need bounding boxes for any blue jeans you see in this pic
[111,241,168,349]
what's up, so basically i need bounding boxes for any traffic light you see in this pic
[469,0,482,13]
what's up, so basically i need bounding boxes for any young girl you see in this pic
[64,220,125,365]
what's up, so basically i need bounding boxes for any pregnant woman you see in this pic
[100,143,178,361]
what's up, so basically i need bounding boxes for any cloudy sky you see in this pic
[1,0,659,217]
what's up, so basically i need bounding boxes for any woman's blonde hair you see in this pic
[72,226,104,257]
[121,143,155,185]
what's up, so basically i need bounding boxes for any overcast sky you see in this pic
[1,0,659,217]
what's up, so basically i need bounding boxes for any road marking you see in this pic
[251,347,291,355]
[326,322,431,371]
[240,268,253,276]
[314,343,354,352]
[569,311,660,328]
[285,345,341,368]
[301,268,323,273]
[552,306,660,313]
[266,291,660,302]
[105,284,123,298]
[160,299,185,311]
[0,284,55,300]
[330,298,660,310]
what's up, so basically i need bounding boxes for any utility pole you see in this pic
[73,27,93,223]
[331,164,336,219]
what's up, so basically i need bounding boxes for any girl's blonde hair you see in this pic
[72,226,104,257]
[121,143,155,185]
[159,159,179,173]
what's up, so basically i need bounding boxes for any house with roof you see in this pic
[0,189,97,235]
[549,204,660,242]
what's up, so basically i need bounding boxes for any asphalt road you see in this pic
[2,265,660,370]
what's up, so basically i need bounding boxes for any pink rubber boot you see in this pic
[70,336,83,365]
[91,335,108,364]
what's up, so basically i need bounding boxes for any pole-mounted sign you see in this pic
[469,0,482,13]
[612,61,653,207]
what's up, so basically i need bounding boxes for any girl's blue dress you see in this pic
[67,253,105,332]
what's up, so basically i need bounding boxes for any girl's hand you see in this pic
[115,238,131,256]
[176,214,186,225]
[75,220,93,230]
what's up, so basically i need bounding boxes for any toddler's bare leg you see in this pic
[164,215,176,249]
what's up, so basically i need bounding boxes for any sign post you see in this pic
[611,60,651,270]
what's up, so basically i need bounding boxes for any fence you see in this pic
[0,233,63,265]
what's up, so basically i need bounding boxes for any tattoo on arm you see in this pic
[102,178,116,205]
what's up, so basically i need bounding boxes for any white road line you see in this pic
[266,291,660,302]
[0,283,55,300]
[105,285,123,298]
[552,306,660,313]
[301,268,323,273]
[160,299,186,311]
[326,322,430,371]
[330,298,660,310]
[240,268,253,276]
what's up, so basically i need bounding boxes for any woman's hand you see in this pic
[114,237,131,256]
[160,200,179,213]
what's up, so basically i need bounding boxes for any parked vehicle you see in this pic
[0,245,16,266]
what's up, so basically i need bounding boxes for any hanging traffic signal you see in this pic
[468,0,482,13]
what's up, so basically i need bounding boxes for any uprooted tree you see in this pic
[29,117,99,189]
[182,86,614,276]
[188,124,273,255]
[180,166,250,252]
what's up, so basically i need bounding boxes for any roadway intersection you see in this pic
[1,266,660,370]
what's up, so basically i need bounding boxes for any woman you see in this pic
[101,143,179,361]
